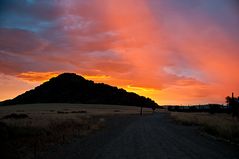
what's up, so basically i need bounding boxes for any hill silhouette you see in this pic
[1,73,159,108]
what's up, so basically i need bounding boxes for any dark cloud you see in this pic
[0,0,62,21]
[0,0,239,104]
[0,28,46,54]
[0,50,70,75]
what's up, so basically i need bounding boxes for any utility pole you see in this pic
[140,106,143,116]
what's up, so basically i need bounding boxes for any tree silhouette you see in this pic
[226,94,239,118]
[226,96,232,104]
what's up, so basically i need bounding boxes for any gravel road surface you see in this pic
[40,112,239,159]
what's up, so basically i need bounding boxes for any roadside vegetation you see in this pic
[0,104,149,159]
[170,112,239,144]
[0,112,105,159]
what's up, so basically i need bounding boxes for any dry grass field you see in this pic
[170,112,239,144]
[0,103,151,116]
[0,104,152,159]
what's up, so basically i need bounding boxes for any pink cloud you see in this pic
[0,0,239,104]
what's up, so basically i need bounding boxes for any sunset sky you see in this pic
[0,0,239,105]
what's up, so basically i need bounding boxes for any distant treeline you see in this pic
[166,104,230,114]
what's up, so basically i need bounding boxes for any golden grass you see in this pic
[170,112,239,143]
[0,103,152,159]
[0,103,152,117]
[0,113,105,159]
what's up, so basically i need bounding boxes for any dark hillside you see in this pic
[1,73,159,108]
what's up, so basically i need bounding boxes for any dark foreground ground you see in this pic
[39,112,239,159]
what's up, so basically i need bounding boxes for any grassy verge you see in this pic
[0,113,105,159]
[170,112,239,143]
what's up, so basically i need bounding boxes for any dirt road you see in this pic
[40,112,239,159]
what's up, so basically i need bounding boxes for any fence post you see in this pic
[140,106,143,116]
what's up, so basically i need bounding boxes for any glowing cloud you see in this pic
[17,72,60,83]
[0,0,239,104]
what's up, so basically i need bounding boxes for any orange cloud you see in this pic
[17,72,60,83]
[124,85,158,101]
[83,75,112,83]
[1,0,239,105]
